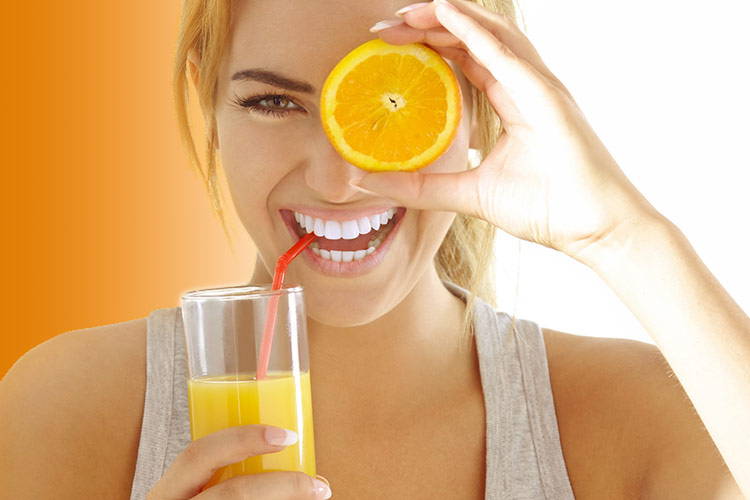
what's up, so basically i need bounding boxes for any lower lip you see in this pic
[281,208,406,277]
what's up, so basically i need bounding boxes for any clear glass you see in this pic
[180,284,316,488]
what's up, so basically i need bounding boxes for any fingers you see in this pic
[375,1,573,126]
[350,169,482,217]
[431,0,563,124]
[192,471,331,500]
[379,26,499,94]
[377,22,463,49]
[388,0,568,94]
[445,0,562,87]
[149,424,298,500]
[429,45,527,127]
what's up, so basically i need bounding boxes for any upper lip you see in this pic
[281,205,400,221]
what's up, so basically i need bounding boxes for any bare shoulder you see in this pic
[0,316,148,499]
[541,328,741,499]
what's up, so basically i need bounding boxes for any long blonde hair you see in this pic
[173,0,525,339]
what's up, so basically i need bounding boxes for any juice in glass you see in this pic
[187,370,316,488]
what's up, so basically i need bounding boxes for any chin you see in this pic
[301,276,405,327]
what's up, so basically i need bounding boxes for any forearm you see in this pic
[581,215,750,495]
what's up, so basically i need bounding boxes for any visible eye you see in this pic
[231,92,305,118]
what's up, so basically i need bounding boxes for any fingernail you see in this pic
[312,475,332,499]
[369,19,405,32]
[264,427,298,446]
[435,0,459,12]
[349,179,378,195]
[395,2,431,16]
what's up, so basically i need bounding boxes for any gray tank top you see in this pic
[129,282,574,499]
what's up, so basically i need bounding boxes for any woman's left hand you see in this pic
[355,0,664,266]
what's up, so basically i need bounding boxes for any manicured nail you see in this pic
[264,427,298,446]
[395,2,431,16]
[348,179,379,195]
[312,476,332,499]
[435,0,459,12]
[369,19,405,32]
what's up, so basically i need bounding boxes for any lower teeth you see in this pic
[312,245,377,262]
[309,230,388,262]
[305,215,397,262]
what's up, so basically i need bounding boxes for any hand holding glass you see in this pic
[181,284,316,489]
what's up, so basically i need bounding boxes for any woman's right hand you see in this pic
[147,424,332,499]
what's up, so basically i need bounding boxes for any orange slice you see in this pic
[320,39,462,172]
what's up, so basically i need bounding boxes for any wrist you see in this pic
[569,210,681,274]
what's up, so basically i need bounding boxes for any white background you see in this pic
[494,0,750,344]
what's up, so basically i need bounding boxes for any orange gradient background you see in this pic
[1,2,256,378]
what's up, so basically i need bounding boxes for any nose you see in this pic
[304,135,369,203]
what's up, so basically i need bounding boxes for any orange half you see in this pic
[320,39,462,172]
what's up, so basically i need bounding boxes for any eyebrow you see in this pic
[230,68,315,94]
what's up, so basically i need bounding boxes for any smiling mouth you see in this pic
[281,207,405,263]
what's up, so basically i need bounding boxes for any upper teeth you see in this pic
[293,208,396,239]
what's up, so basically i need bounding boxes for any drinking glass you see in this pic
[180,284,316,488]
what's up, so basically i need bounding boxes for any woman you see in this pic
[2,0,747,498]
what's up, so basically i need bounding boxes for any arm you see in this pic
[363,1,749,494]
[578,214,750,497]
[0,321,146,499]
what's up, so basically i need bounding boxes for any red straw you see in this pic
[256,232,317,380]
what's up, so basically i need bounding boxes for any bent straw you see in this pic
[256,232,317,380]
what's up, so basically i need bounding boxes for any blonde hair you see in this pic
[173,0,525,340]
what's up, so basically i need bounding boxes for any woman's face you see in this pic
[214,0,476,327]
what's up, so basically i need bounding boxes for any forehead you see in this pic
[225,0,404,87]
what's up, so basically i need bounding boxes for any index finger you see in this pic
[429,0,559,123]
[151,425,297,500]
[393,0,563,89]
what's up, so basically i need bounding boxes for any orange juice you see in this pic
[187,370,315,487]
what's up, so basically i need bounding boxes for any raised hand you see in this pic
[359,0,662,266]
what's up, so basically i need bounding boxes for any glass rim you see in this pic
[180,283,303,302]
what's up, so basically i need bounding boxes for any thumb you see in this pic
[349,169,481,216]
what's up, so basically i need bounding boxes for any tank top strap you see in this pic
[443,281,574,499]
[129,307,191,500]
[503,313,575,498]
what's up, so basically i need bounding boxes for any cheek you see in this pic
[217,123,308,238]
[414,210,457,256]
[216,124,295,249]
[220,127,286,194]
